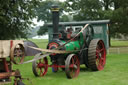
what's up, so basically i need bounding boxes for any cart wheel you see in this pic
[10,43,25,64]
[65,54,80,79]
[32,53,48,77]
[88,39,106,71]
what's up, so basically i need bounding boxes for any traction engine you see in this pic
[32,6,106,79]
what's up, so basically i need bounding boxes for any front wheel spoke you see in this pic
[69,64,74,68]
[36,67,40,74]
[42,64,45,67]
[40,68,43,76]
[73,64,77,69]
[75,59,78,65]
[70,67,74,77]
[72,58,74,65]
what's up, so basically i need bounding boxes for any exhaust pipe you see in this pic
[51,6,59,39]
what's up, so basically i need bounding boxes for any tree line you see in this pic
[37,0,128,40]
[0,0,128,40]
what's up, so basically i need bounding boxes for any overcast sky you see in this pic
[32,18,44,27]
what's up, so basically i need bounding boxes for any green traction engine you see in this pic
[32,6,107,79]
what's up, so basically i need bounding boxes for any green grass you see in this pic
[6,39,128,85]
[27,39,48,49]
[7,54,128,85]
[111,40,128,47]
[26,39,128,48]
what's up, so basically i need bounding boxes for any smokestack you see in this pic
[51,5,59,39]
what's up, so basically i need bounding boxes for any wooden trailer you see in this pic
[0,40,25,85]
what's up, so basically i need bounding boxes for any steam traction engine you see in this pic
[32,6,109,79]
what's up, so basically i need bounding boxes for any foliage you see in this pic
[0,0,40,39]
[65,0,102,20]
[36,0,70,35]
[111,6,128,37]
[65,0,128,38]
[36,0,53,23]
[37,25,48,35]
[66,0,103,20]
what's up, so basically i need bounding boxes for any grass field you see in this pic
[27,39,48,49]
[6,39,128,85]
[111,39,128,47]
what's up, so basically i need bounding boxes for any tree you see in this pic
[36,0,70,35]
[65,0,103,21]
[65,0,128,46]
[37,25,48,35]
[0,0,40,39]
[111,6,128,37]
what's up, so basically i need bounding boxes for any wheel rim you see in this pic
[14,48,23,62]
[96,40,106,70]
[11,44,25,64]
[36,58,48,76]
[70,55,80,78]
[65,54,80,79]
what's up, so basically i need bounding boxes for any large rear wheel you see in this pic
[88,39,106,71]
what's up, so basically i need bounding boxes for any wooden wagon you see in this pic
[0,40,25,85]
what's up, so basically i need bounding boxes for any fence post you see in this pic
[117,48,120,54]
[108,49,109,54]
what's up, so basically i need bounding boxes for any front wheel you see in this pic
[32,53,48,77]
[88,39,106,71]
[65,54,80,79]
